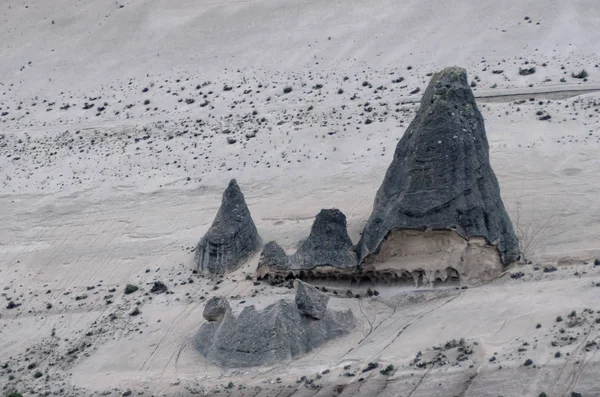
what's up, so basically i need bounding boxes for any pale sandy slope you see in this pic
[1,0,600,396]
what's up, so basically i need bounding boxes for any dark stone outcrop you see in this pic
[355,67,519,266]
[195,179,262,274]
[295,279,329,319]
[256,209,358,277]
[194,298,354,367]
[291,209,358,269]
[203,297,231,322]
[257,241,289,271]
[150,281,168,294]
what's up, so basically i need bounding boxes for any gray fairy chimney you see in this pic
[356,67,519,267]
[195,179,262,274]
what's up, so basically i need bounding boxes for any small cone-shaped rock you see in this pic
[256,209,357,278]
[195,179,262,274]
[257,241,289,270]
[291,208,358,269]
[356,67,519,271]
[295,279,329,319]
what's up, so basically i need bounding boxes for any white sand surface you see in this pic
[1,0,600,396]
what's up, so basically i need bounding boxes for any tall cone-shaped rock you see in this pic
[356,67,519,282]
[195,179,262,274]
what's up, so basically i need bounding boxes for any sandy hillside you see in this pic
[1,0,600,396]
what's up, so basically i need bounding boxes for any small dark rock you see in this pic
[124,284,139,294]
[203,297,231,322]
[519,67,536,76]
[571,70,588,79]
[150,281,168,294]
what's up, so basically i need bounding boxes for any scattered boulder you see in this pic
[519,67,536,76]
[295,279,329,319]
[355,67,519,284]
[150,281,168,294]
[203,297,231,322]
[6,301,19,309]
[571,70,588,79]
[195,299,354,367]
[195,179,262,274]
[124,284,138,294]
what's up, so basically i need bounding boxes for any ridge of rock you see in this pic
[194,298,354,367]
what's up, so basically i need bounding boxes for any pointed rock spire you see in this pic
[356,67,519,269]
[195,179,262,274]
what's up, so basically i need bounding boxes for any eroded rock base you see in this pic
[258,230,503,286]
[363,229,503,286]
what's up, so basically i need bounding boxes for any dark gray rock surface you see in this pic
[257,240,289,271]
[203,296,231,322]
[150,281,168,294]
[195,299,354,367]
[291,209,357,269]
[295,279,329,319]
[256,209,358,276]
[355,67,519,265]
[195,179,262,274]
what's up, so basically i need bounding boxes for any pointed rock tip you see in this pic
[222,178,244,201]
[226,178,240,191]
